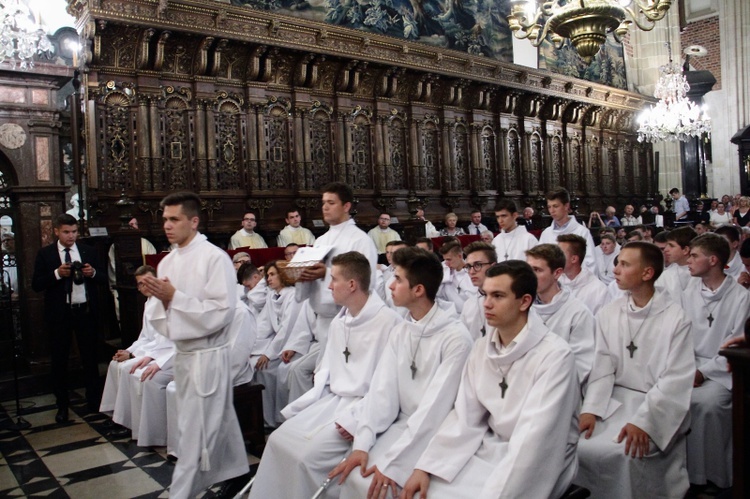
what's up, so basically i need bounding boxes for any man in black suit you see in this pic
[32,214,106,422]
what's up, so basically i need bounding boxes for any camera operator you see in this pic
[32,214,107,423]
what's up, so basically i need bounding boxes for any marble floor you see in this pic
[0,391,259,498]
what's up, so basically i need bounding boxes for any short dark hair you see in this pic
[331,251,372,291]
[385,240,408,249]
[599,227,616,236]
[285,243,300,249]
[621,242,664,281]
[653,231,669,244]
[392,247,443,301]
[55,213,78,228]
[669,188,680,195]
[237,262,260,284]
[740,238,750,259]
[470,209,482,215]
[464,241,497,263]
[714,224,741,243]
[665,226,697,248]
[160,191,201,219]
[415,237,434,251]
[135,265,156,277]
[494,199,518,214]
[525,244,566,272]
[545,187,570,205]
[690,233,731,267]
[485,260,537,300]
[557,233,587,260]
[286,208,300,217]
[438,240,463,256]
[323,182,354,206]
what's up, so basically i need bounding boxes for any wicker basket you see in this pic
[276,260,319,283]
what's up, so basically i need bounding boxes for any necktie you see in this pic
[64,248,72,298]
[475,224,481,233]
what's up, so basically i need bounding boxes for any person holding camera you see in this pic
[32,213,107,423]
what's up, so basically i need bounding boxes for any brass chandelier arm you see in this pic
[624,7,658,32]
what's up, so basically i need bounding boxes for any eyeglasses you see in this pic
[243,218,256,222]
[464,262,493,272]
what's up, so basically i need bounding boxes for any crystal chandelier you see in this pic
[637,63,712,143]
[0,0,54,70]
[507,0,673,64]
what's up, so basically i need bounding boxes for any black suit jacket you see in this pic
[32,241,107,323]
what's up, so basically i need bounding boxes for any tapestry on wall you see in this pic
[230,0,514,62]
[539,34,627,90]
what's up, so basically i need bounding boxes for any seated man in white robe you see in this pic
[682,233,750,490]
[557,233,609,315]
[379,240,408,308]
[250,251,402,499]
[100,265,172,434]
[657,226,696,303]
[252,260,300,427]
[459,242,497,340]
[401,261,580,499]
[540,187,597,274]
[577,242,695,499]
[329,247,472,498]
[140,192,248,499]
[491,199,538,262]
[526,244,595,387]
[715,225,744,280]
[236,261,263,309]
[124,270,176,446]
[229,212,268,249]
[594,232,620,284]
[436,240,474,313]
[275,298,316,405]
[276,208,316,247]
[367,213,402,256]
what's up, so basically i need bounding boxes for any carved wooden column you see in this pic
[136,95,150,192]
[293,106,305,192]
[194,100,207,192]
[469,122,481,192]
[412,117,423,189]
[148,96,161,191]
[373,114,385,190]
[205,101,217,191]
[441,121,452,191]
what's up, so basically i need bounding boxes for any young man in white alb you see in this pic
[539,187,597,274]
[557,233,609,315]
[401,261,580,498]
[139,192,248,498]
[329,247,472,498]
[526,243,595,387]
[682,233,750,490]
[459,242,497,340]
[577,242,695,499]
[249,251,402,499]
[436,240,474,313]
[491,198,538,262]
[656,226,696,303]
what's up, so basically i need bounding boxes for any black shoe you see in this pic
[108,427,131,439]
[215,471,252,499]
[55,408,69,423]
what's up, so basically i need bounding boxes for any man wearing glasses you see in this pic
[459,242,498,340]
[229,212,268,249]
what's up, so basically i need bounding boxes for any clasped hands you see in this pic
[139,274,176,306]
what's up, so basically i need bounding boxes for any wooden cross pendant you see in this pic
[707,313,714,327]
[343,347,351,363]
[499,377,508,398]
[410,361,417,380]
[626,341,638,358]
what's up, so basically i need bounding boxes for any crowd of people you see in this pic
[33,184,750,498]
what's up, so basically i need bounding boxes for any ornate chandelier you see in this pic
[507,0,673,64]
[0,0,54,70]
[637,63,711,143]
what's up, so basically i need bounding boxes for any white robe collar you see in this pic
[485,309,549,367]
[533,287,570,319]
[337,292,388,328]
[560,268,596,290]
[174,232,207,255]
[700,274,734,303]
[405,303,449,338]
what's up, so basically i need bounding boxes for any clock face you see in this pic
[0,123,27,150]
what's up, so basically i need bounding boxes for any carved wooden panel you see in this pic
[307,105,334,191]
[506,128,520,192]
[419,118,440,190]
[386,116,407,190]
[452,122,469,191]
[262,100,292,190]
[479,125,495,192]
[348,108,373,189]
